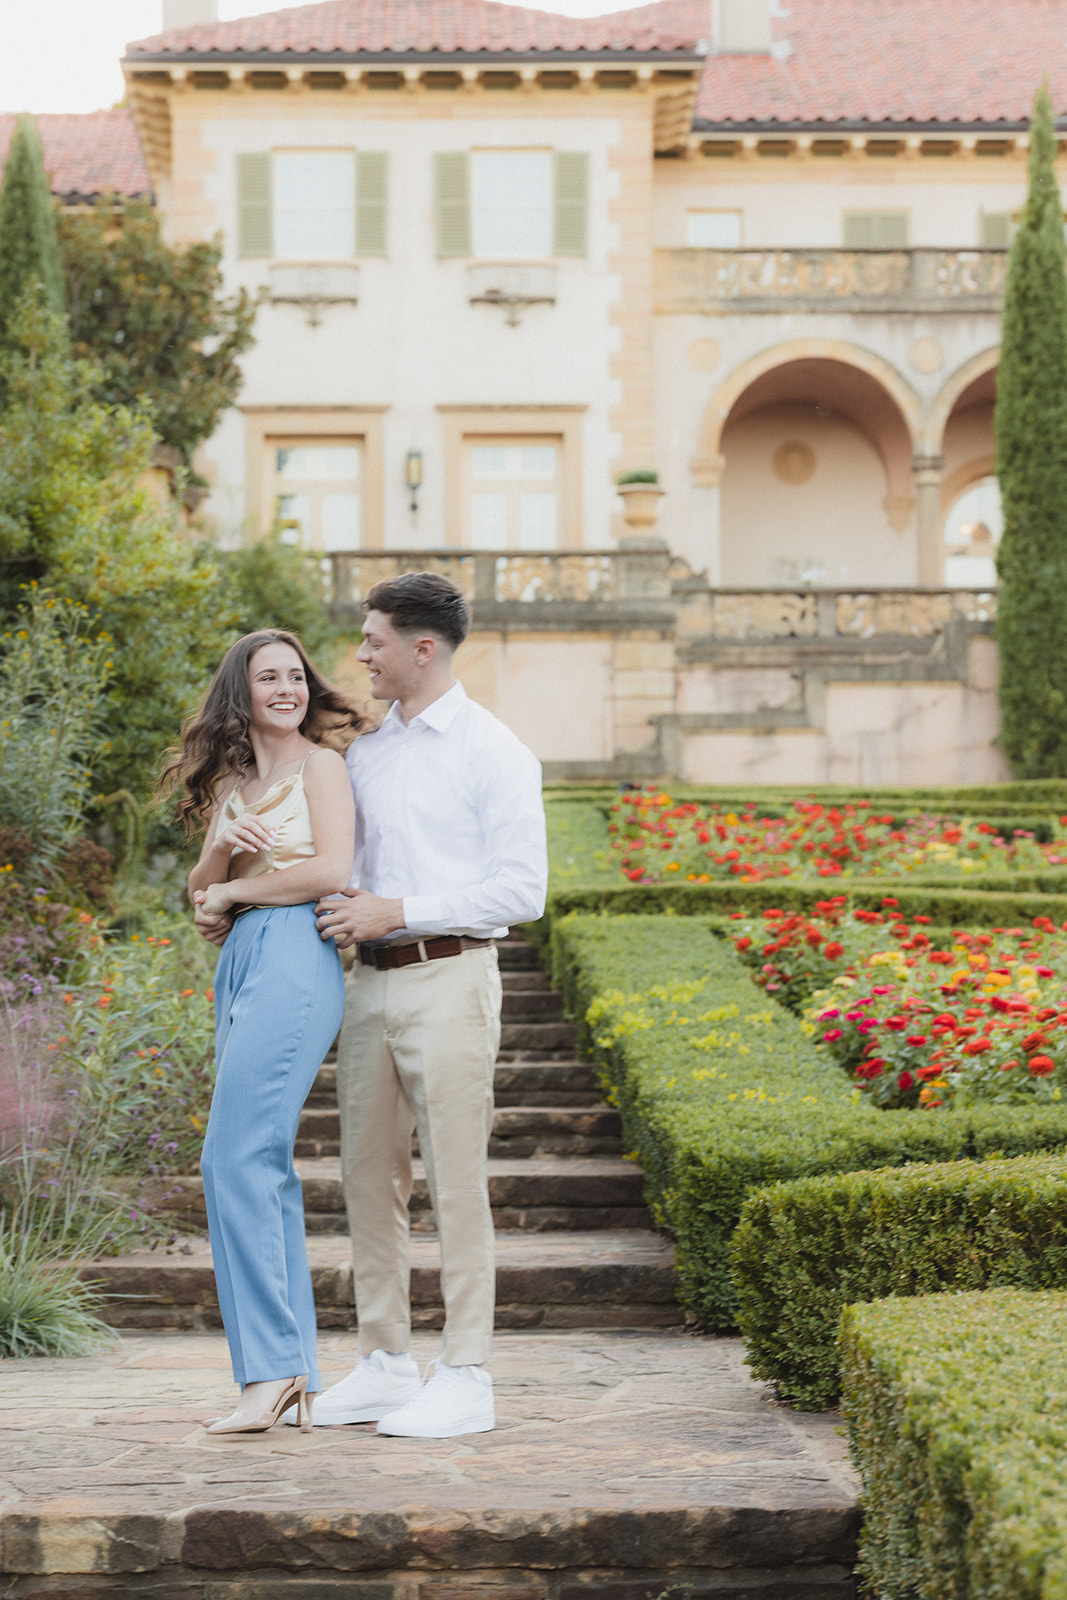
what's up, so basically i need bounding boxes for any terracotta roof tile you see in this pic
[695,0,1067,127]
[0,110,151,201]
[126,0,705,59]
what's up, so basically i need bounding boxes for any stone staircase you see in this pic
[85,937,681,1333]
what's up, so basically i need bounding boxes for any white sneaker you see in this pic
[285,1350,420,1426]
[376,1359,494,1439]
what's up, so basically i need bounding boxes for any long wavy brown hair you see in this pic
[160,630,365,836]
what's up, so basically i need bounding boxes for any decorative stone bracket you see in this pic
[269,263,360,327]
[467,263,558,326]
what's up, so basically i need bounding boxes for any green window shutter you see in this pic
[356,151,388,255]
[237,152,273,258]
[979,210,1012,247]
[553,151,588,256]
[434,153,471,257]
[843,211,908,248]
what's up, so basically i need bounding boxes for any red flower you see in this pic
[885,1018,907,1031]
[963,1037,993,1054]
[1029,1055,1056,1077]
[735,936,753,952]
[898,1071,915,1091]
[824,941,844,959]
[999,1059,1019,1072]
[917,1064,943,1081]
[822,1029,844,1043]
[906,1035,928,1046]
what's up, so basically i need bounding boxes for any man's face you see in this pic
[357,609,424,703]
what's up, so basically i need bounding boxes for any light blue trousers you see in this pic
[202,902,344,1392]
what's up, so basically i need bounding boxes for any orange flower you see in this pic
[96,995,112,1008]
[180,989,195,998]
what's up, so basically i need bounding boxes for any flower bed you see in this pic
[729,899,1067,1110]
[608,788,1067,885]
[840,1288,1067,1600]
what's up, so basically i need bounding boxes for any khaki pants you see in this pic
[335,946,502,1367]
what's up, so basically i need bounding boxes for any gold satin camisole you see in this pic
[218,759,316,898]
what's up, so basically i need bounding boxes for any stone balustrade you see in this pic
[653,247,1008,314]
[327,550,996,639]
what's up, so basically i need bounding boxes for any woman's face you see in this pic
[247,642,310,734]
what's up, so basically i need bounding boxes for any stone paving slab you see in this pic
[0,1329,859,1595]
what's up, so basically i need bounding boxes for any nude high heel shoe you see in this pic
[204,1376,311,1435]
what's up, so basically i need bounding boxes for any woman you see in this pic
[163,630,360,1434]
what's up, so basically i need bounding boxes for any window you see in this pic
[472,152,552,256]
[687,210,742,247]
[236,150,388,259]
[434,151,588,258]
[842,211,910,247]
[273,441,362,552]
[466,439,560,549]
[943,476,1001,587]
[274,152,354,258]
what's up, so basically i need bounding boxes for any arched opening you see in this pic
[938,363,998,586]
[718,357,918,586]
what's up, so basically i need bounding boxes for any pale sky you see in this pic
[2,0,623,116]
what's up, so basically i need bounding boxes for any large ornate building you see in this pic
[6,0,1064,782]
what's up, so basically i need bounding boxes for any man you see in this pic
[307,571,547,1439]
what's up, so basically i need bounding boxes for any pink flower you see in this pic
[818,1008,841,1021]
[822,1028,844,1043]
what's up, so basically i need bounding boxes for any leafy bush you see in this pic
[554,914,1067,1329]
[841,1287,1067,1600]
[0,1223,113,1358]
[215,533,340,664]
[734,1153,1067,1411]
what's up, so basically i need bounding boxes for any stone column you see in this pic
[913,454,945,585]
[690,452,726,586]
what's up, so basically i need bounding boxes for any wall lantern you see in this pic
[405,450,423,513]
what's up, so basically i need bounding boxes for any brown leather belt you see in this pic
[359,935,493,971]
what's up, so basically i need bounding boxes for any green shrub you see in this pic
[0,1223,113,1358]
[841,1287,1067,1600]
[733,1153,1067,1410]
[554,914,1067,1329]
[547,880,1067,928]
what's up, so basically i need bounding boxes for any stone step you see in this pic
[136,1156,651,1236]
[501,988,564,1018]
[497,939,541,970]
[294,1103,621,1161]
[501,967,550,990]
[307,1056,599,1109]
[501,1019,578,1052]
[78,1230,682,1333]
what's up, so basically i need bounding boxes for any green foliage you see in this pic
[840,1287,1067,1600]
[733,1153,1067,1411]
[0,289,237,798]
[0,115,64,363]
[59,197,256,466]
[615,469,659,485]
[544,796,618,889]
[0,590,111,869]
[0,1223,113,1358]
[996,85,1067,777]
[553,914,1067,1329]
[215,533,340,664]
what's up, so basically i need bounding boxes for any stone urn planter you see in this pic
[617,479,666,532]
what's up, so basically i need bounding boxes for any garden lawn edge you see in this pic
[732,1152,1067,1410]
[841,1287,1067,1600]
[551,914,1067,1330]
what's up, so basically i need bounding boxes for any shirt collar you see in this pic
[382,680,467,734]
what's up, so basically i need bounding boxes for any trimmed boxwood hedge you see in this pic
[546,879,1067,928]
[553,913,1067,1330]
[841,1288,1067,1600]
[732,1153,1067,1411]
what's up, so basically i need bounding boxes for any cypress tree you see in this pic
[0,115,64,351]
[995,85,1067,775]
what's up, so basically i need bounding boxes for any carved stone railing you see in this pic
[707,587,997,641]
[654,248,1008,314]
[327,547,669,614]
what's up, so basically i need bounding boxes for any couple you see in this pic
[165,572,548,1440]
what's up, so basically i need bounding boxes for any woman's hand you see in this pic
[201,881,236,918]
[218,815,276,856]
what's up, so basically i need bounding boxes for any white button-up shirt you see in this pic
[345,682,547,940]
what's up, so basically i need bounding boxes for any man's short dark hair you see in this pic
[362,571,470,651]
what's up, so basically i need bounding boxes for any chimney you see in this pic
[163,0,219,29]
[712,0,773,54]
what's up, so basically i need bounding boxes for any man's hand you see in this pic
[193,889,234,948]
[315,887,405,948]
